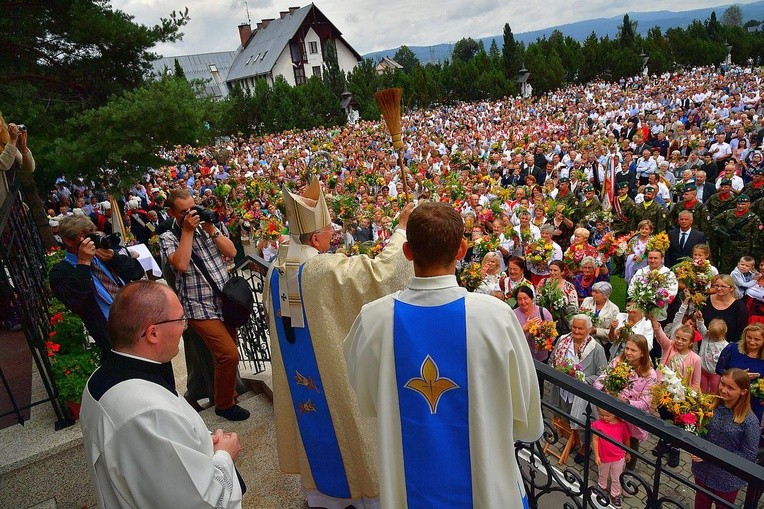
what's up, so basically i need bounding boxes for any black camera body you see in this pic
[88,233,121,250]
[190,205,219,224]
[16,124,26,132]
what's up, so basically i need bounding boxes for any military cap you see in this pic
[617,182,629,189]
[737,194,751,202]
[720,179,732,186]
[644,185,656,192]
[683,183,697,192]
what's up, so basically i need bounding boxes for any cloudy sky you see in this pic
[112,0,760,56]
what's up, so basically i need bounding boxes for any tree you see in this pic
[173,58,186,79]
[722,5,743,27]
[322,39,345,98]
[618,14,638,48]
[502,23,523,79]
[55,76,210,188]
[488,39,501,60]
[0,0,189,246]
[393,45,420,73]
[452,37,481,62]
[706,11,723,40]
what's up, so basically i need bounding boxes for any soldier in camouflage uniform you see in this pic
[576,184,602,225]
[706,179,738,264]
[712,194,763,274]
[612,181,636,234]
[555,177,578,209]
[741,168,764,203]
[668,183,710,235]
[633,185,668,234]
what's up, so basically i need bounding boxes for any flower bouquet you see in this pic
[671,258,714,308]
[750,378,764,399]
[459,262,484,292]
[472,235,500,260]
[526,240,553,271]
[597,231,631,260]
[629,269,673,321]
[652,365,716,436]
[536,279,568,316]
[601,361,635,395]
[336,239,387,259]
[528,320,558,352]
[646,232,670,254]
[554,358,585,381]
[254,217,285,242]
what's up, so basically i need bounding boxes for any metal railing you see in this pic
[230,254,272,374]
[519,362,764,509]
[0,183,70,429]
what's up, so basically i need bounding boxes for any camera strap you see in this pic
[171,229,225,298]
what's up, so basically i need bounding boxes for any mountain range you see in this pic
[362,1,764,64]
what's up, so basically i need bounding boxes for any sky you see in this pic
[111,0,761,57]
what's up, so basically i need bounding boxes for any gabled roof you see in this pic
[151,51,236,97]
[376,56,403,70]
[227,5,313,82]
[226,3,362,83]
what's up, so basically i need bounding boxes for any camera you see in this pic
[88,233,121,250]
[189,205,219,224]
[16,124,26,132]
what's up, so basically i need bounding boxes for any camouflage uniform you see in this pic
[612,196,636,234]
[712,209,763,274]
[575,197,602,225]
[741,182,764,203]
[705,192,737,263]
[633,200,668,233]
[752,196,764,223]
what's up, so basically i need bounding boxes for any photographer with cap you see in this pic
[49,215,145,355]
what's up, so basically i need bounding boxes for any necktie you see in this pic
[680,232,687,250]
[91,260,120,299]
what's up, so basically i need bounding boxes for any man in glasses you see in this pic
[49,215,144,356]
[80,280,244,509]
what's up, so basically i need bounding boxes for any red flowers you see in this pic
[50,312,64,326]
[45,340,61,358]
[677,412,698,426]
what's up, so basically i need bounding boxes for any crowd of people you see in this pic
[34,63,764,508]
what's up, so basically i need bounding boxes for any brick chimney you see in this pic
[289,6,300,14]
[237,23,252,47]
[280,11,289,19]
[261,18,274,29]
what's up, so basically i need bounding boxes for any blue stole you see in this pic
[393,298,472,508]
[269,268,351,499]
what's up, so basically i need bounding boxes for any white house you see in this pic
[226,4,362,91]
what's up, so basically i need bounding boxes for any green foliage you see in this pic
[393,45,420,72]
[618,14,638,48]
[173,58,186,79]
[50,350,100,404]
[54,76,210,189]
[452,37,481,62]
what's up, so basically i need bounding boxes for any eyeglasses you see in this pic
[712,285,731,290]
[142,316,188,336]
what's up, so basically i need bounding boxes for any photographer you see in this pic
[159,189,250,422]
[0,113,34,206]
[49,216,145,356]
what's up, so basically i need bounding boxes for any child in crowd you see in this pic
[692,244,718,276]
[731,256,760,298]
[592,408,631,508]
[698,319,729,395]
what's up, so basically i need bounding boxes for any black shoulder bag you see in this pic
[174,228,254,328]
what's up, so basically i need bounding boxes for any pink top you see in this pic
[655,326,702,391]
[592,419,631,463]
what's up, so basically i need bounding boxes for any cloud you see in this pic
[111,0,764,56]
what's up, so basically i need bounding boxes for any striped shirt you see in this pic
[159,223,228,320]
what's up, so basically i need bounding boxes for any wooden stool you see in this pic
[544,416,578,465]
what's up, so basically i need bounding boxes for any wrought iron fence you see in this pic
[519,362,764,509]
[230,254,271,374]
[0,183,70,429]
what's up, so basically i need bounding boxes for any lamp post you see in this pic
[725,41,733,66]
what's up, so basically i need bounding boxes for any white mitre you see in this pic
[275,177,331,328]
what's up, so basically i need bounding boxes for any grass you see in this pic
[610,274,627,311]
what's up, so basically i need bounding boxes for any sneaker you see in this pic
[612,495,622,507]
[667,447,680,468]
[215,404,250,421]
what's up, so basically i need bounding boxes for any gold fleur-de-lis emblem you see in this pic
[405,355,459,414]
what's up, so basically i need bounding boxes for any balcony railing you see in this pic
[521,361,764,509]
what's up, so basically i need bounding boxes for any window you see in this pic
[312,66,321,79]
[294,66,306,85]
[309,41,318,54]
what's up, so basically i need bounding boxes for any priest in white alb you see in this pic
[344,202,544,508]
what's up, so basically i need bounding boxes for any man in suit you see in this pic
[666,211,707,268]
[694,171,717,204]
